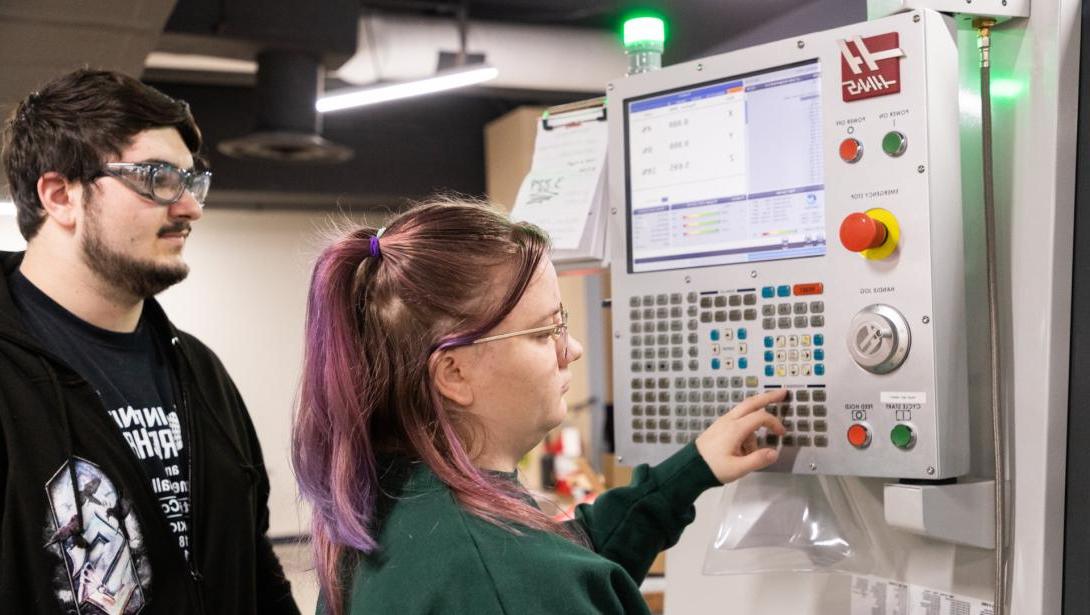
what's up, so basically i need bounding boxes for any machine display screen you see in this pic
[625,59,826,273]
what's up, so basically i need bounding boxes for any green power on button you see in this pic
[891,424,916,449]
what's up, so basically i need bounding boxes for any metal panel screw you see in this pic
[696,63,704,71]
[608,83,614,91]
[617,455,625,463]
[917,165,926,173]
[611,208,617,214]
[927,466,936,475]
[797,40,805,49]
[913,14,921,22]
[685,275,692,284]
[922,316,930,324]
[614,331,621,339]
[750,270,758,279]
[809,462,817,471]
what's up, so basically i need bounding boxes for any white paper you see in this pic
[510,114,608,251]
[851,575,993,615]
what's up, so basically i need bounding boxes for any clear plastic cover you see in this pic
[703,473,874,575]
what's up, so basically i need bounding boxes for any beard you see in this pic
[80,197,190,299]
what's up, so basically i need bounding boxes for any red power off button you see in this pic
[839,138,863,163]
[847,424,872,449]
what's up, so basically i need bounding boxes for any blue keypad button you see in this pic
[777,285,791,297]
[814,363,825,376]
[764,350,774,362]
[765,365,775,377]
[762,286,775,298]
[738,358,748,369]
[764,336,774,348]
[737,328,747,340]
[710,330,720,341]
[711,358,722,370]
[814,334,825,346]
[814,348,825,361]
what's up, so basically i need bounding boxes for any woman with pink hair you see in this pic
[293,198,786,615]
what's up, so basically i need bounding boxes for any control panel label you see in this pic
[881,391,926,404]
[840,32,905,102]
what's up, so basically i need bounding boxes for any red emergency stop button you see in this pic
[847,423,872,449]
[839,138,863,163]
[839,212,888,252]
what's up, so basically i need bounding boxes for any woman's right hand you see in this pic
[694,389,787,484]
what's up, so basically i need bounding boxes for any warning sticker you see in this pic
[850,574,993,615]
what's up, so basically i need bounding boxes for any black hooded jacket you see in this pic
[0,252,300,614]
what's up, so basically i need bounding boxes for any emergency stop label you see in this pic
[840,32,905,102]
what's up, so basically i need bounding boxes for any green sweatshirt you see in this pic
[340,443,720,614]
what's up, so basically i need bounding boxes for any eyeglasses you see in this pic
[94,162,212,206]
[472,305,570,363]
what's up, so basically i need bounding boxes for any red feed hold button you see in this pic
[847,424,872,449]
[839,212,888,252]
[839,138,863,163]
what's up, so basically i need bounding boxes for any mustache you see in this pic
[158,221,192,236]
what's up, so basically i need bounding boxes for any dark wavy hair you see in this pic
[1,68,201,239]
[292,198,582,615]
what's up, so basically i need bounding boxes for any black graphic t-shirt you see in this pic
[8,270,192,561]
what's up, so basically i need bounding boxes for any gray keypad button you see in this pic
[810,301,824,313]
[656,347,669,359]
[660,432,672,444]
[702,377,714,388]
[675,418,687,430]
[810,315,825,327]
[815,435,828,447]
[728,294,741,307]
[715,311,727,322]
[717,376,730,388]
[702,391,715,402]
[743,294,757,306]
[813,390,827,402]
[704,418,714,429]
[670,293,683,304]
[782,419,794,430]
[744,309,757,320]
[671,320,683,331]
[689,377,701,388]
[690,418,703,430]
[658,334,670,345]
[671,333,683,345]
[658,360,670,371]
[630,322,641,334]
[795,390,810,401]
[630,309,641,321]
[631,378,642,389]
[688,305,698,317]
[782,405,794,416]
[700,297,713,308]
[689,360,699,371]
[657,418,670,430]
[658,377,670,388]
[687,292,698,303]
[766,404,779,417]
[643,307,655,319]
[700,312,712,323]
[714,295,728,307]
[794,316,808,328]
[717,390,729,402]
[704,405,716,417]
[778,316,792,328]
[646,432,658,444]
[630,296,641,307]
[657,391,669,403]
[633,405,644,416]
[644,361,656,372]
[778,303,792,315]
[675,377,686,388]
[717,406,728,416]
[688,391,701,402]
[659,405,671,416]
[797,419,811,432]
[732,390,744,402]
[633,432,644,443]
[747,390,758,398]
[794,302,808,314]
[677,433,689,444]
[632,418,645,429]
[671,347,683,359]
[729,310,742,321]
[644,378,655,388]
[815,420,828,432]
[631,336,642,347]
[657,321,669,332]
[670,306,682,318]
[656,307,668,319]
[688,332,698,344]
[797,435,812,447]
[763,317,776,329]
[796,404,811,417]
[631,392,642,403]
[762,305,776,317]
[631,362,641,372]
[746,376,759,387]
[813,404,827,417]
[643,334,656,345]
[688,346,699,357]
[688,320,699,331]
[656,294,668,305]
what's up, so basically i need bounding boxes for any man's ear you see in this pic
[36,172,81,229]
[431,349,475,407]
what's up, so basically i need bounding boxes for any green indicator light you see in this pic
[882,131,907,157]
[624,17,665,49]
[890,424,915,449]
[990,78,1025,99]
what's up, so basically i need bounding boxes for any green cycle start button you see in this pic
[890,424,916,450]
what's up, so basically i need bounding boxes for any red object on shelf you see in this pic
[839,212,888,252]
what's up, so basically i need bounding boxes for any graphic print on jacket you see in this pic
[44,457,151,615]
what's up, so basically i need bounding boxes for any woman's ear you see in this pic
[431,349,475,407]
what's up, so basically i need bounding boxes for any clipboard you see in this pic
[542,96,607,131]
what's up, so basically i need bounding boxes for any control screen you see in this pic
[625,59,826,273]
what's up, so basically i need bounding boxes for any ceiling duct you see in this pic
[218,49,352,163]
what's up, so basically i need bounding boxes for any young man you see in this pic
[0,69,300,614]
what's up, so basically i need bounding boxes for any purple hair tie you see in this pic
[369,236,381,258]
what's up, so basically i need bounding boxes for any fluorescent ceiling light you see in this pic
[0,201,14,217]
[317,65,499,113]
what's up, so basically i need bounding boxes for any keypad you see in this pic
[754,387,829,448]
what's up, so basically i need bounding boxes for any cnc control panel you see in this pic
[608,10,968,479]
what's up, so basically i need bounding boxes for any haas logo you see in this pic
[840,33,905,102]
